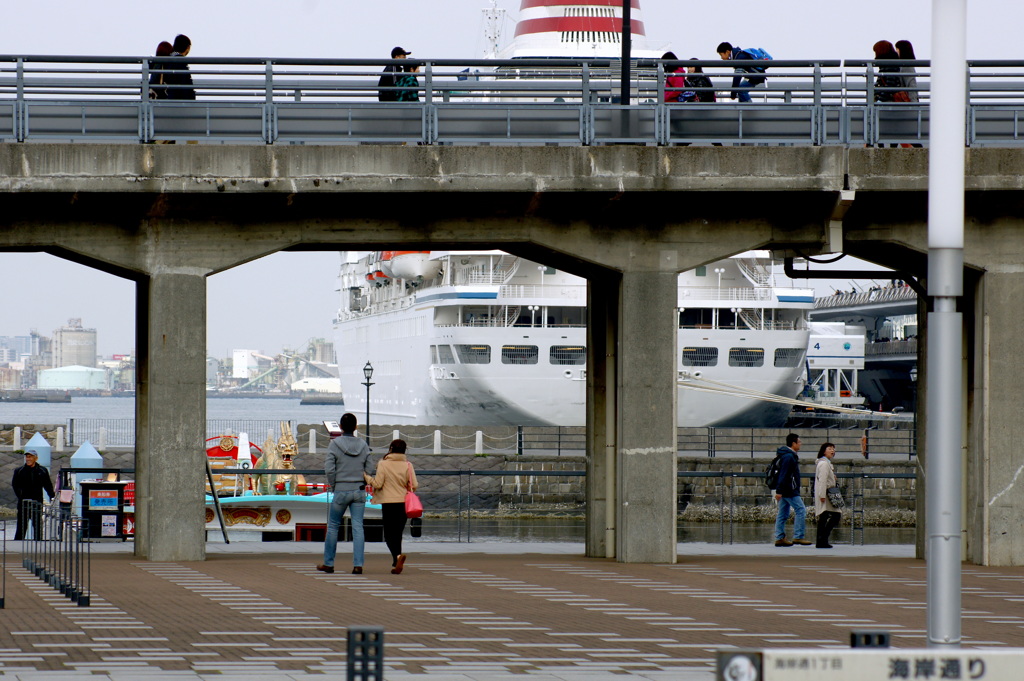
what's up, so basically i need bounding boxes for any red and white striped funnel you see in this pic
[509,0,655,58]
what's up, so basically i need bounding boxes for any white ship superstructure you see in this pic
[333,251,813,427]
[506,0,662,59]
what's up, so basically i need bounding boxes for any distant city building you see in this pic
[207,357,221,386]
[308,338,335,364]
[53,318,97,369]
[38,365,108,390]
[232,349,259,379]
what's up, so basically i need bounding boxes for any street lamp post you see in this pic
[361,361,374,446]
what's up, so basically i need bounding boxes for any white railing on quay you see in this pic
[2,55,1024,145]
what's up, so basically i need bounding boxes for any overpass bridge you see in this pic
[2,55,1024,569]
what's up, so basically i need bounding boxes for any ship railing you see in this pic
[679,287,775,303]
[3,55,1024,145]
[498,284,586,300]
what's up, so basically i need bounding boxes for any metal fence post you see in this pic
[517,425,523,456]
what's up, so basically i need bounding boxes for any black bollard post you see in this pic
[346,626,384,681]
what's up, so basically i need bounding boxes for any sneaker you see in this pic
[351,567,363,575]
[774,538,793,547]
[792,539,813,546]
[316,564,334,574]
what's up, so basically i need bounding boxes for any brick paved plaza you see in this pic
[1,541,1022,680]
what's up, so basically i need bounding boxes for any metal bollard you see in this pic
[434,429,441,454]
[347,625,384,681]
[850,629,890,648]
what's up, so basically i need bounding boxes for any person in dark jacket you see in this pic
[773,433,811,546]
[165,34,196,100]
[317,412,373,574]
[872,40,906,103]
[12,450,55,540]
[717,42,766,103]
[684,58,716,102]
[378,46,410,102]
[148,40,173,100]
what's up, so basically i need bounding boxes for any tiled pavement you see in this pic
[2,540,1023,680]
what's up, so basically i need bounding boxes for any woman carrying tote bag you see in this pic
[814,442,843,548]
[365,439,419,574]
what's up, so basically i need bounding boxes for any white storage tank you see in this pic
[38,365,108,390]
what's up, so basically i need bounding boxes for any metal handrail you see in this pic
[1,55,1024,145]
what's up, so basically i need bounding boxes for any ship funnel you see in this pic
[509,0,651,59]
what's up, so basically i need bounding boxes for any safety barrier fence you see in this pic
[19,499,91,607]
[33,421,914,458]
[2,56,1024,146]
[62,467,913,546]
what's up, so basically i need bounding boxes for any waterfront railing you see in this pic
[3,55,1024,146]
[60,466,916,546]
[9,421,915,459]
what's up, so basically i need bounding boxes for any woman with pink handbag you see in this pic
[365,439,419,574]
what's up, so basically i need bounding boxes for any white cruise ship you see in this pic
[333,251,813,427]
[333,2,812,426]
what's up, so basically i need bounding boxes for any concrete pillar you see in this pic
[616,270,678,563]
[968,269,1024,565]
[586,273,619,559]
[134,271,208,561]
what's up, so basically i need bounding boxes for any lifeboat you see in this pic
[389,251,442,280]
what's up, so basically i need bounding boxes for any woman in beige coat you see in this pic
[814,442,841,548]
[365,439,418,573]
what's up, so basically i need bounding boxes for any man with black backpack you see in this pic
[378,46,411,102]
[772,433,812,547]
[717,42,770,103]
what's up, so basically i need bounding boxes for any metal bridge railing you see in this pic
[3,56,1024,146]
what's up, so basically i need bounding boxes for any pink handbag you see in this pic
[404,462,422,518]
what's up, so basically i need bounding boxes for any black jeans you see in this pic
[816,510,841,547]
[381,502,408,564]
[15,498,44,540]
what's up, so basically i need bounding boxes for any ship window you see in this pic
[430,345,438,363]
[695,266,707,277]
[550,345,586,365]
[455,344,491,364]
[501,345,539,365]
[437,345,455,364]
[774,348,804,368]
[682,347,718,367]
[729,347,765,367]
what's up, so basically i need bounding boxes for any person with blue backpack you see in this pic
[716,42,772,103]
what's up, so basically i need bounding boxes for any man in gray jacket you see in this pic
[318,413,373,574]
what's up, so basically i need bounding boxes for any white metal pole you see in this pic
[927,0,966,649]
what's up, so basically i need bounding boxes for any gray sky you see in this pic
[0,1,1012,357]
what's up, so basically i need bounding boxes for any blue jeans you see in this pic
[774,495,806,540]
[323,489,365,568]
[735,77,763,103]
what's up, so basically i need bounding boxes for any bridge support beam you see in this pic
[587,267,678,563]
[134,270,208,561]
[967,268,1024,566]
